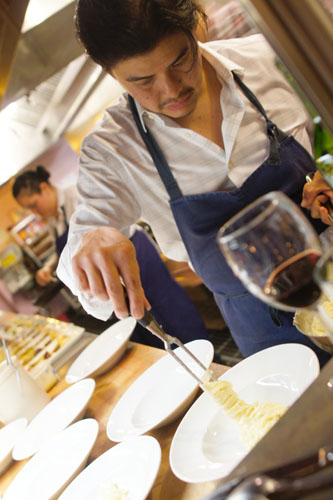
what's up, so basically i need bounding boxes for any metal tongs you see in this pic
[122,289,216,386]
[136,308,216,386]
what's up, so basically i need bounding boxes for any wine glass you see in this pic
[217,191,333,346]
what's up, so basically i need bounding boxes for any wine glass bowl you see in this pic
[218,191,323,312]
[217,191,333,350]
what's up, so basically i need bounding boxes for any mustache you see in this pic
[160,88,194,108]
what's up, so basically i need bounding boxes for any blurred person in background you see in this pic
[13,166,76,287]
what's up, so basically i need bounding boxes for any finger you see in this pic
[112,243,146,319]
[84,261,110,301]
[319,205,333,226]
[72,259,90,292]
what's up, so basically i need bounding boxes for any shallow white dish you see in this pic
[66,318,137,384]
[170,343,319,483]
[3,419,98,500]
[12,378,95,460]
[0,418,27,475]
[107,339,214,442]
[58,435,161,500]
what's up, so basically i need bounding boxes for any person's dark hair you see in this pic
[12,166,51,199]
[75,0,207,71]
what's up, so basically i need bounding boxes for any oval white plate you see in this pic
[66,318,137,384]
[3,419,98,500]
[107,339,214,442]
[12,378,95,460]
[58,435,161,500]
[0,418,27,475]
[170,343,319,483]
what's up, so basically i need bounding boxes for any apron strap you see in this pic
[128,95,183,200]
[232,71,288,165]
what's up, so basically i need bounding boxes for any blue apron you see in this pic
[128,73,330,365]
[55,207,69,257]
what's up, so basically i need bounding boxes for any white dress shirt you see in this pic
[57,34,312,319]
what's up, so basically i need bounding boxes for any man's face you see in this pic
[111,31,203,120]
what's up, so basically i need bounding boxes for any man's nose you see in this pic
[159,72,182,97]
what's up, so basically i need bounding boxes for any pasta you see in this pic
[203,375,287,449]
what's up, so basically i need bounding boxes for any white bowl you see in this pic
[58,436,161,500]
[12,378,95,460]
[66,317,137,383]
[170,343,320,483]
[3,419,99,500]
[107,339,214,442]
[0,418,27,475]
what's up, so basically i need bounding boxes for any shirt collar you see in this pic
[127,41,245,127]
[198,41,245,82]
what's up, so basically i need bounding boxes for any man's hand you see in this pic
[72,227,149,319]
[35,268,53,286]
[301,170,333,225]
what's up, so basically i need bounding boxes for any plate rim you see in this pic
[106,339,214,442]
[58,435,161,500]
[4,418,99,500]
[65,317,137,383]
[169,343,320,483]
[12,378,96,460]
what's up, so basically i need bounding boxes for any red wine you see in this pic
[264,250,322,308]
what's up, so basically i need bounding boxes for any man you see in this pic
[58,0,332,362]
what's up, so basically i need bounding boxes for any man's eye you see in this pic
[137,78,153,86]
[173,50,190,68]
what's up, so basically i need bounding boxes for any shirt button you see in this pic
[228,160,233,168]
[185,132,191,139]
[148,114,155,120]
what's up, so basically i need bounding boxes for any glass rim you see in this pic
[218,191,285,244]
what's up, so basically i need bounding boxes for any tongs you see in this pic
[122,290,216,386]
[137,308,216,386]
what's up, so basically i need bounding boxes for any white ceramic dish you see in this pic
[107,339,214,442]
[58,435,161,500]
[66,317,137,384]
[0,418,27,475]
[3,419,99,500]
[12,378,95,460]
[170,343,319,483]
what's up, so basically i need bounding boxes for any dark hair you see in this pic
[75,0,207,71]
[12,166,51,199]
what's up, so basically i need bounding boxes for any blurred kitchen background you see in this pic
[0,0,332,366]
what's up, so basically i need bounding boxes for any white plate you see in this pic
[12,378,95,460]
[170,343,320,483]
[66,318,137,384]
[58,435,161,500]
[3,419,98,500]
[0,418,27,475]
[107,339,214,442]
